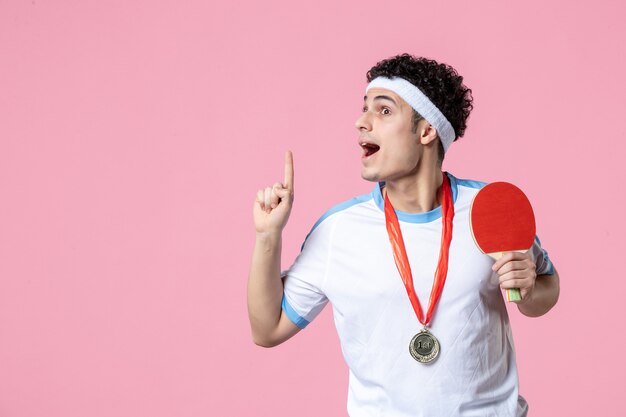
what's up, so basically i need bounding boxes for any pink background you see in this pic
[1,0,624,416]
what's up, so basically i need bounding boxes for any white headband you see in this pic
[366,76,456,152]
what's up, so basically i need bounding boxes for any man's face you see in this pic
[355,88,424,183]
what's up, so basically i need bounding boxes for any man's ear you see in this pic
[418,122,439,146]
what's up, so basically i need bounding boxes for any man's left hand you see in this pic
[492,252,537,304]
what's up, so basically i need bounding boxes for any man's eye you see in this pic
[362,106,368,113]
[381,107,391,115]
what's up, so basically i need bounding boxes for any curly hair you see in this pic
[366,54,473,157]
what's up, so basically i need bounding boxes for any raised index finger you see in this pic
[284,150,294,191]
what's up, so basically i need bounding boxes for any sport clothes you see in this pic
[282,173,554,417]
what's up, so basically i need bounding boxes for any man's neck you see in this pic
[385,168,444,214]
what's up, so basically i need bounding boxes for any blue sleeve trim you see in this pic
[540,247,555,276]
[534,235,555,276]
[282,296,310,329]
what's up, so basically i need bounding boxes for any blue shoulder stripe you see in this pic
[301,193,373,250]
[455,177,487,190]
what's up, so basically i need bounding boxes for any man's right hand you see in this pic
[249,151,302,347]
[253,151,295,234]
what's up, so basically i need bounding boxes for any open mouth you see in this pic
[360,141,380,158]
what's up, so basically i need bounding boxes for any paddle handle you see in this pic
[506,288,522,302]
[487,250,526,302]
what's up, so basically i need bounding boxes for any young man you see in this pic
[248,54,560,416]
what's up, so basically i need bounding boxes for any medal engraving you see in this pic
[409,330,440,363]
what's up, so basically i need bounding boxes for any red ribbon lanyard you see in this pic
[383,173,454,327]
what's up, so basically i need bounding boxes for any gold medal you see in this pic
[384,173,454,364]
[409,328,440,363]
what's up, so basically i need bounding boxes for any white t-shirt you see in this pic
[282,173,554,417]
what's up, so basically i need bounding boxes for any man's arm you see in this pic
[493,252,560,317]
[247,151,301,347]
[516,269,560,317]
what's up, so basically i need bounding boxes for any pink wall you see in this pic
[1,0,624,415]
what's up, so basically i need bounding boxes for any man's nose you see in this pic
[355,111,372,131]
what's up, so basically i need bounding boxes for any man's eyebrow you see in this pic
[363,94,398,105]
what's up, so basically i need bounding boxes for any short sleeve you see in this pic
[281,217,334,329]
[529,235,555,276]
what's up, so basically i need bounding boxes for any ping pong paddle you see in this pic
[469,182,536,302]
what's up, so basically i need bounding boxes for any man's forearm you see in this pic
[517,269,560,317]
[247,232,285,345]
